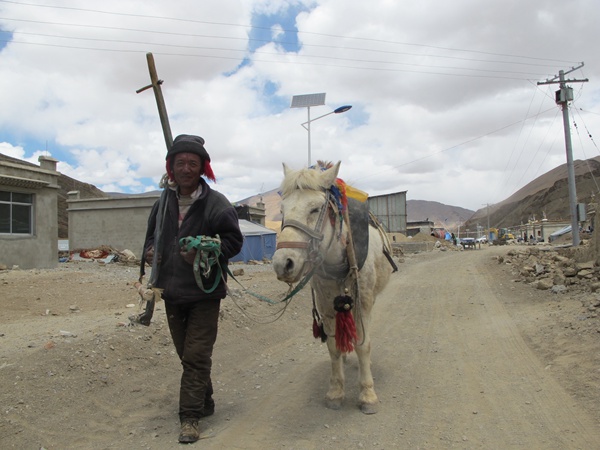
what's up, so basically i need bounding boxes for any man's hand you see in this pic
[180,248,197,265]
[145,247,161,265]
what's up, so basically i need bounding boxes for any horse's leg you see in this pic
[355,339,378,414]
[355,309,379,414]
[324,336,345,409]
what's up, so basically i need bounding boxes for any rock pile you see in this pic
[495,244,600,327]
[498,246,599,293]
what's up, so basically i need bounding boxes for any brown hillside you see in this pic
[466,158,600,230]
[56,175,109,238]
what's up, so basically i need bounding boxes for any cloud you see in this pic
[0,0,599,213]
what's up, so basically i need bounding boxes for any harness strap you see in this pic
[276,241,309,249]
[281,219,325,241]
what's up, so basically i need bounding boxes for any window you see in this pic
[0,190,33,234]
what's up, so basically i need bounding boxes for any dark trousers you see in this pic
[165,298,221,421]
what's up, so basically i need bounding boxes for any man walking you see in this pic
[143,134,243,443]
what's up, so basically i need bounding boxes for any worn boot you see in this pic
[179,418,200,443]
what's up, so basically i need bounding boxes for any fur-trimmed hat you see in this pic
[165,134,216,182]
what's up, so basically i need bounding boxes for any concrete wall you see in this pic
[67,193,159,258]
[0,155,59,269]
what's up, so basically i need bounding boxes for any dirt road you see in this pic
[1,245,599,449]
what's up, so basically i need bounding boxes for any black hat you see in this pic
[166,134,211,162]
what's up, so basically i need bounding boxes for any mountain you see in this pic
[56,174,109,238]
[465,157,600,231]
[235,188,282,231]
[5,151,595,239]
[406,200,474,229]
[235,190,474,231]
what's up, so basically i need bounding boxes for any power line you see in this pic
[351,106,558,183]
[0,19,564,72]
[0,29,554,79]
[0,36,557,81]
[0,0,580,66]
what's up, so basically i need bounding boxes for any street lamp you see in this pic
[290,93,352,166]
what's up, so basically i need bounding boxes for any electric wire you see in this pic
[0,35,556,80]
[515,109,561,188]
[0,17,567,72]
[0,0,594,208]
[0,29,552,78]
[0,0,580,65]
[351,106,558,184]
[498,86,541,195]
[572,104,600,195]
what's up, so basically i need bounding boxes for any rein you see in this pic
[179,234,315,304]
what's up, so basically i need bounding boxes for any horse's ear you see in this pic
[282,163,291,177]
[321,161,341,186]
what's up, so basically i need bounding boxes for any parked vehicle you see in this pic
[476,236,488,244]
[460,237,477,249]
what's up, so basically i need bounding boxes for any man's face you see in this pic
[173,152,202,195]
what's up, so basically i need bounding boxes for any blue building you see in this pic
[230,219,277,263]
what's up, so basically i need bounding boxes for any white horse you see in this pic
[272,161,395,414]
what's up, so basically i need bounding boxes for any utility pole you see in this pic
[537,63,588,246]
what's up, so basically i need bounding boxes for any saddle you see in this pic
[317,197,370,279]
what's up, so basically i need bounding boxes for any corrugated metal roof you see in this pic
[238,219,277,236]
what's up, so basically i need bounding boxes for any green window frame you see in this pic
[0,190,34,235]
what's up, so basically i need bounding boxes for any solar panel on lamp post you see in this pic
[290,93,352,166]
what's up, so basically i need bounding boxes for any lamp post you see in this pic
[290,93,352,166]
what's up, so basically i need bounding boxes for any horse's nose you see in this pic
[275,257,294,279]
[273,251,298,282]
[284,257,294,275]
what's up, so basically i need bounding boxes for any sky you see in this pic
[1,0,599,212]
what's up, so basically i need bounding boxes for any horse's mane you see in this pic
[280,161,333,198]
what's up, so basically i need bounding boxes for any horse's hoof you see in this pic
[325,398,343,410]
[360,402,379,414]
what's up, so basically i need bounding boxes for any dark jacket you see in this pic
[144,178,243,305]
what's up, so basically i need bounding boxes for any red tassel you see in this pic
[333,294,357,353]
[166,158,174,181]
[313,318,321,339]
[335,310,357,353]
[203,160,216,182]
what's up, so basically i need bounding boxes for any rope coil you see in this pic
[179,235,223,293]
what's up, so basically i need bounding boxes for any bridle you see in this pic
[276,189,338,271]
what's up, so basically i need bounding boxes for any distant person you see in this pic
[143,134,243,443]
[451,232,457,246]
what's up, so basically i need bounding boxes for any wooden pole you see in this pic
[136,52,173,151]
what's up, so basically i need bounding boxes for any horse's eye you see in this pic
[310,207,320,215]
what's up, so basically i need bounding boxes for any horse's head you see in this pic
[273,161,343,283]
